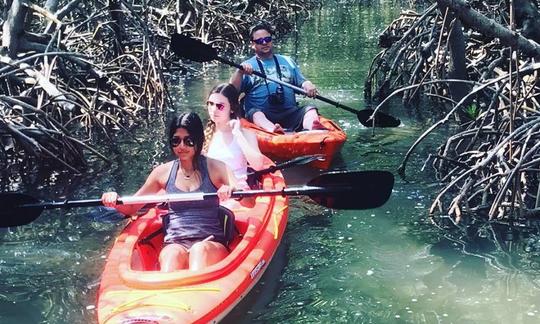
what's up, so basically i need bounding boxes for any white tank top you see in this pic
[207,131,249,188]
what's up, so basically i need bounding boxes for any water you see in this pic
[3,2,540,323]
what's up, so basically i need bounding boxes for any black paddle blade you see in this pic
[0,193,43,227]
[357,109,401,128]
[170,33,217,62]
[307,171,394,209]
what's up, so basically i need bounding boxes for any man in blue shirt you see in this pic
[230,23,327,133]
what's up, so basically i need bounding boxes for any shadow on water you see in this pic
[84,206,126,223]
[221,237,289,323]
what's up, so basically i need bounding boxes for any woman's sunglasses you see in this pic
[207,100,225,111]
[170,136,195,148]
[253,36,272,45]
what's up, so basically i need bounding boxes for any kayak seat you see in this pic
[137,205,239,251]
[246,167,262,189]
[219,205,240,250]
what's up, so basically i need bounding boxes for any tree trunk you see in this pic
[448,19,471,122]
[437,3,471,122]
[109,0,124,56]
[1,0,27,58]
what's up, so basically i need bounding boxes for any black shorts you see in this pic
[268,105,318,131]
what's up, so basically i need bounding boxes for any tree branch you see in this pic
[437,0,540,58]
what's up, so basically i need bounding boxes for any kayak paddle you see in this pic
[169,33,401,128]
[0,170,394,227]
[247,154,325,179]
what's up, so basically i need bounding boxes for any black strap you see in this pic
[255,55,284,95]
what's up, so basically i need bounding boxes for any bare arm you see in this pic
[252,111,284,133]
[230,69,243,90]
[229,63,253,90]
[102,164,167,216]
[208,157,256,207]
[230,120,265,170]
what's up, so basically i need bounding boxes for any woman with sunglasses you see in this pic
[230,23,328,133]
[101,112,248,272]
[203,83,265,190]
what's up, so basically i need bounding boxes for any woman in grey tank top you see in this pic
[101,112,253,272]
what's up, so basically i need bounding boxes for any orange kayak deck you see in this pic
[241,116,347,170]
[97,172,288,323]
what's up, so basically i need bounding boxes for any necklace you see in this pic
[180,167,197,180]
[180,168,196,180]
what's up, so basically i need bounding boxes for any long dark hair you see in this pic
[203,83,241,153]
[168,112,204,165]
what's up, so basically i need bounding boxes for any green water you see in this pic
[2,2,540,323]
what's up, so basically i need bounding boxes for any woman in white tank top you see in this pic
[204,83,265,189]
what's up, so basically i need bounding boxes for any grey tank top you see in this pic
[163,156,224,244]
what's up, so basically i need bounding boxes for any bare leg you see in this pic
[159,243,189,272]
[302,109,320,130]
[188,241,229,271]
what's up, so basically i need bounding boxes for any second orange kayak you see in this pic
[241,116,346,170]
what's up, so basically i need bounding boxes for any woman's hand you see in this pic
[229,119,242,136]
[217,185,234,201]
[102,192,120,208]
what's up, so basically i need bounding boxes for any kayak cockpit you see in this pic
[130,206,246,271]
[114,193,279,289]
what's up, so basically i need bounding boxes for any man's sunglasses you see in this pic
[170,136,195,147]
[207,100,225,111]
[253,36,272,45]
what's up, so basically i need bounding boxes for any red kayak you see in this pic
[97,170,288,323]
[241,116,346,170]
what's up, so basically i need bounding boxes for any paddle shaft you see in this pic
[248,154,324,179]
[18,186,346,210]
[220,57,361,115]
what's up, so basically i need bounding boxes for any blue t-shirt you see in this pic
[240,54,306,121]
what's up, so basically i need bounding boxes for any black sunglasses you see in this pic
[253,36,272,45]
[170,136,195,148]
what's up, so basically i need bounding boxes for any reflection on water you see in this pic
[3,2,540,324]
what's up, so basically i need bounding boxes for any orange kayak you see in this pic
[97,171,288,323]
[241,116,346,170]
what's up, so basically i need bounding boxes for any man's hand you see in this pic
[272,123,284,134]
[239,63,254,75]
[302,81,318,98]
